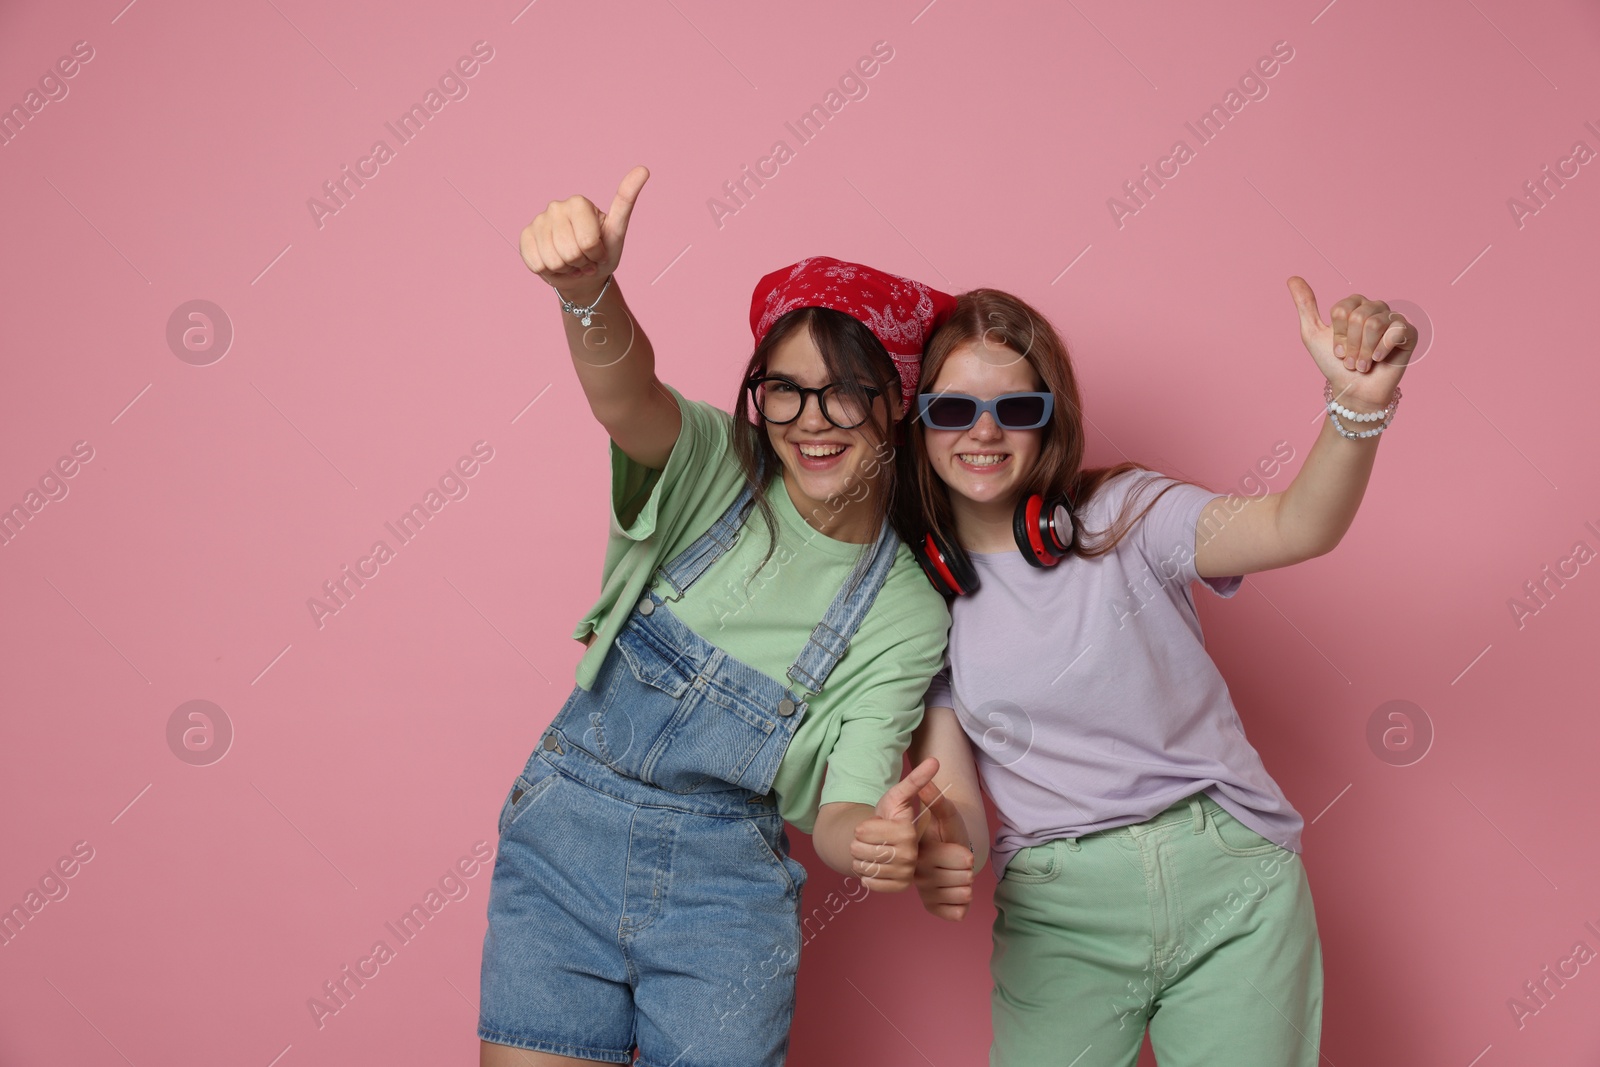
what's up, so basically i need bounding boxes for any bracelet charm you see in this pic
[555,275,612,326]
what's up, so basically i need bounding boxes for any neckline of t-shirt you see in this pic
[765,477,879,561]
[968,549,1039,567]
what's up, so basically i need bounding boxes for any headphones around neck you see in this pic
[910,491,1078,597]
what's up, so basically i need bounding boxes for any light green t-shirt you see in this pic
[571,385,950,833]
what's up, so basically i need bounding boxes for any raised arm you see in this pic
[1195,276,1415,579]
[520,165,681,470]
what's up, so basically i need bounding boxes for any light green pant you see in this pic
[990,793,1323,1067]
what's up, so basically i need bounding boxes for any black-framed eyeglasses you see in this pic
[747,375,883,430]
[916,391,1054,431]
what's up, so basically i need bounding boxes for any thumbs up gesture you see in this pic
[521,166,649,293]
[1286,276,1414,410]
[850,758,940,893]
[914,785,977,922]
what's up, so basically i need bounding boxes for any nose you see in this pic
[796,390,832,431]
[969,411,1003,441]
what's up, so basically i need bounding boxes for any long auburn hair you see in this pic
[909,288,1209,562]
[730,305,917,584]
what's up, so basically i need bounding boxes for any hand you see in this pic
[914,785,976,922]
[850,757,939,893]
[1286,276,1413,409]
[521,166,649,297]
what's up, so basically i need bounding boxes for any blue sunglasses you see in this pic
[916,391,1055,431]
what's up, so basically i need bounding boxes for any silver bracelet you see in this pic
[554,275,611,326]
[1324,380,1401,439]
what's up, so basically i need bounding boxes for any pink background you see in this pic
[4,0,1599,1063]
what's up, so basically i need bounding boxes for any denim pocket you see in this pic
[614,624,777,794]
[1204,805,1285,858]
[743,815,806,898]
[497,754,562,838]
[1003,842,1061,884]
[615,622,694,699]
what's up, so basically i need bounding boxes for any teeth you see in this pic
[959,453,1006,467]
[799,443,846,457]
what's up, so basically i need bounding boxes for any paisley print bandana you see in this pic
[749,256,958,417]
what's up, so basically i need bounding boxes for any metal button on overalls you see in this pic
[637,597,655,616]
[777,698,796,717]
[542,734,561,752]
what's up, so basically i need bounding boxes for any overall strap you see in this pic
[786,519,902,695]
[654,481,758,600]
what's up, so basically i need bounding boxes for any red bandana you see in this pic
[749,256,958,417]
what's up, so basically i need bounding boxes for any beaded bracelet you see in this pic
[1325,380,1402,440]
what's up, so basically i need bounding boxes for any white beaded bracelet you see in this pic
[1324,380,1401,439]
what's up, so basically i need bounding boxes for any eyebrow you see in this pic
[761,371,876,387]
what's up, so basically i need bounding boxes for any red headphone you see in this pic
[911,492,1078,596]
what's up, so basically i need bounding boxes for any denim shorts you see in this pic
[479,736,806,1065]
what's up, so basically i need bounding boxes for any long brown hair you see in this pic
[731,306,917,584]
[909,288,1210,561]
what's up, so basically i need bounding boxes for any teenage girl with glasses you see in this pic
[478,166,958,1067]
[903,284,1412,1065]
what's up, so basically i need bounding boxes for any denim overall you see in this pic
[479,482,901,1067]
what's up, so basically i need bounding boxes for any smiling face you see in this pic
[922,340,1045,520]
[760,324,900,542]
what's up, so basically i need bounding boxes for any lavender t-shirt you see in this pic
[924,469,1304,877]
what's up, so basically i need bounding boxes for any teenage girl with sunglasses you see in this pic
[478,166,957,1067]
[904,283,1412,1065]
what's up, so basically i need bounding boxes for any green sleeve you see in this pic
[608,384,738,540]
[568,385,749,688]
[816,553,952,810]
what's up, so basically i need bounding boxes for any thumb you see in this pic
[602,165,650,241]
[916,781,960,843]
[876,757,939,821]
[1286,276,1324,337]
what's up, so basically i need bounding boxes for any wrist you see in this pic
[1325,380,1396,412]
[1324,379,1401,440]
[551,273,612,307]
[814,801,874,871]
